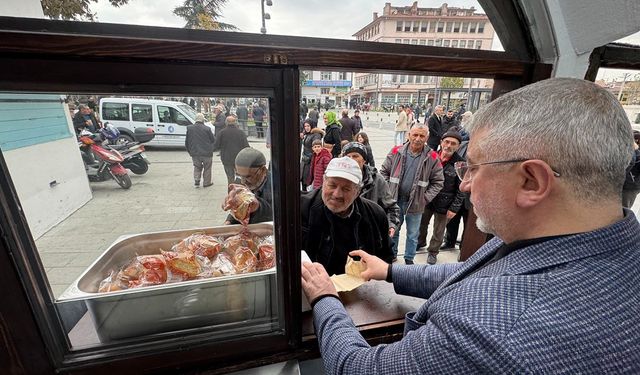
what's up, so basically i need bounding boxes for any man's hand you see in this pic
[301,262,337,303]
[446,210,456,220]
[348,250,389,281]
[388,227,396,237]
[222,184,259,225]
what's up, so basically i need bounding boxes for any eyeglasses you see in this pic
[454,158,561,182]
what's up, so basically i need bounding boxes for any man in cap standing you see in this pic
[185,113,215,188]
[301,157,394,275]
[417,130,465,264]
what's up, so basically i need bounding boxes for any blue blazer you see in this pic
[313,210,640,374]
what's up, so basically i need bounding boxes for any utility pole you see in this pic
[261,0,273,34]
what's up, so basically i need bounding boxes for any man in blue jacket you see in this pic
[301,78,640,374]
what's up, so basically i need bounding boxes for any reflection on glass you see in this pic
[0,93,277,349]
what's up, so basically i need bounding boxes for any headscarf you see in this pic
[324,111,341,127]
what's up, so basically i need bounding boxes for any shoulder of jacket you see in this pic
[390,145,403,155]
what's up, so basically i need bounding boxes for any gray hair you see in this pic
[467,77,633,201]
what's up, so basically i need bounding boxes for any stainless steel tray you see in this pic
[59,223,277,342]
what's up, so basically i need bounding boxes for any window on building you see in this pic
[437,22,444,32]
[427,39,434,46]
[400,75,406,83]
[451,40,459,48]
[468,40,475,48]
[421,21,427,32]
[415,76,422,84]
[320,88,330,94]
[462,22,469,33]
[443,40,450,47]
[411,39,418,45]
[419,39,426,45]
[321,72,331,80]
[395,39,402,43]
[412,21,419,32]
[478,22,485,33]
[429,21,436,32]
[338,72,347,80]
[469,22,477,33]
[403,39,410,44]
[396,21,403,32]
[453,22,460,32]
[435,39,443,46]
[459,40,466,48]
[476,40,483,49]
[445,22,452,33]
[408,75,414,83]
[391,74,398,82]
[404,22,411,32]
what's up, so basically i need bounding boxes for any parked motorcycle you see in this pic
[78,130,132,189]
[100,124,155,175]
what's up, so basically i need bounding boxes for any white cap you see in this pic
[325,157,362,185]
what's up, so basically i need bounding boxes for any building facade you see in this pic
[300,71,353,108]
[351,2,495,110]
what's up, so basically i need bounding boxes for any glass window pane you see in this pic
[443,40,450,47]
[452,40,459,48]
[460,40,467,48]
[396,21,402,31]
[453,22,460,33]
[419,39,426,45]
[469,22,477,33]
[427,39,434,46]
[412,21,419,32]
[411,39,418,45]
[421,22,427,32]
[478,22,485,33]
[462,22,469,33]
[1,91,280,349]
[429,21,437,33]
[445,22,452,33]
[437,22,444,32]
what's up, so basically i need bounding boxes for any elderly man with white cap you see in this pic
[301,157,394,276]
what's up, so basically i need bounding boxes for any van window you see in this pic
[131,104,152,122]
[178,104,197,120]
[157,105,191,126]
[103,102,130,121]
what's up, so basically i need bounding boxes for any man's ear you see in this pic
[515,160,555,208]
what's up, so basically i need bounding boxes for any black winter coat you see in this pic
[428,152,466,214]
[339,116,357,141]
[360,166,400,231]
[301,189,393,275]
[213,125,249,166]
[427,114,446,150]
[185,122,215,157]
[324,124,342,158]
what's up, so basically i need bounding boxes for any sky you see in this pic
[91,0,639,81]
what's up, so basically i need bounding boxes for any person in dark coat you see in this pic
[443,108,460,130]
[301,157,393,275]
[342,142,400,238]
[427,105,446,151]
[323,111,343,158]
[213,116,250,185]
[339,109,357,142]
[185,113,215,188]
[417,131,466,265]
[212,105,225,137]
[73,104,102,134]
[223,148,273,225]
[235,103,249,134]
[351,109,363,134]
[355,131,375,167]
[307,106,319,128]
[252,103,266,138]
[300,122,324,190]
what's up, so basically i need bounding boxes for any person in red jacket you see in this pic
[308,139,332,190]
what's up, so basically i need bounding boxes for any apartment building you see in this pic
[351,2,495,109]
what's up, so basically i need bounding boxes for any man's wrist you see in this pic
[385,264,393,283]
[310,293,340,308]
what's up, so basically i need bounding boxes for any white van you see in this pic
[99,98,214,146]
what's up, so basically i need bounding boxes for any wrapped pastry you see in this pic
[98,270,127,293]
[203,252,237,278]
[161,250,203,279]
[257,244,275,271]
[230,246,258,274]
[223,184,257,224]
[171,233,222,259]
[223,230,259,255]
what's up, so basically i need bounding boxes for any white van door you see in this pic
[156,104,192,146]
[130,102,155,143]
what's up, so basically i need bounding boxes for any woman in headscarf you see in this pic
[322,111,343,158]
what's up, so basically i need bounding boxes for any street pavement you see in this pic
[36,110,456,298]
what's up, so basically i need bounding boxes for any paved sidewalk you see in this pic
[36,115,458,298]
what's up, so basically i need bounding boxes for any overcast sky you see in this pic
[92,0,639,80]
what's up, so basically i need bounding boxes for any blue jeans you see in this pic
[395,131,405,145]
[392,200,422,261]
